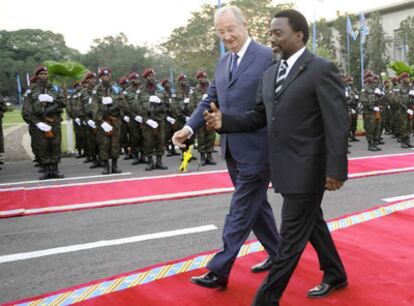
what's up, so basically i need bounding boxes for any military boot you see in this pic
[200,153,207,166]
[206,152,217,165]
[50,163,64,179]
[90,156,101,169]
[145,156,155,171]
[111,158,122,173]
[102,160,110,175]
[367,141,377,151]
[155,156,168,170]
[139,152,148,164]
[373,141,382,151]
[83,156,92,163]
[406,139,414,148]
[39,164,51,180]
[351,131,359,142]
[131,152,140,165]
[75,150,83,159]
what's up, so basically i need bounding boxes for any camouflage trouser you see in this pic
[363,112,381,142]
[164,121,176,150]
[34,123,62,164]
[348,113,358,133]
[143,121,165,156]
[391,110,400,136]
[85,125,98,158]
[120,120,131,152]
[399,113,413,140]
[129,121,144,155]
[0,117,4,153]
[29,123,40,158]
[97,119,121,161]
[381,107,391,133]
[197,126,215,153]
[73,120,86,152]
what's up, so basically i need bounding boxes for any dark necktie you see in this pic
[230,53,239,81]
[275,60,288,95]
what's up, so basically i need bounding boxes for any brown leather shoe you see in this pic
[190,272,228,290]
[307,280,348,298]
[251,258,273,273]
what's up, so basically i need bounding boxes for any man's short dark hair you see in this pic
[274,9,309,44]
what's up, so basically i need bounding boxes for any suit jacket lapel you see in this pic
[223,53,232,85]
[275,49,313,100]
[228,40,258,87]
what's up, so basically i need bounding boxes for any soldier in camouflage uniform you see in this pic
[360,71,382,151]
[344,76,359,144]
[191,71,216,165]
[0,95,6,169]
[140,68,168,171]
[122,72,147,165]
[22,75,42,168]
[389,76,401,139]
[26,66,65,179]
[395,72,414,148]
[161,78,180,157]
[78,72,101,168]
[92,67,127,174]
[118,76,132,160]
[67,82,86,158]
[175,74,197,160]
[381,80,393,135]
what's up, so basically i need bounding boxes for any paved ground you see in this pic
[0,135,413,303]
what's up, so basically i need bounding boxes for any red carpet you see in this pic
[1,153,414,218]
[5,203,414,306]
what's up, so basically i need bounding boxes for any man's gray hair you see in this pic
[214,5,246,25]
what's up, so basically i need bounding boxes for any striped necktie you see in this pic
[275,60,288,95]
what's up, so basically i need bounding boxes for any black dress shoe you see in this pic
[251,258,273,273]
[190,272,228,290]
[307,280,348,298]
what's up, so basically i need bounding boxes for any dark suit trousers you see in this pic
[207,151,279,278]
[252,192,346,306]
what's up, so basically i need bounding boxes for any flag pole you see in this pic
[346,15,351,76]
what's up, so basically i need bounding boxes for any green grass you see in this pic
[3,108,25,126]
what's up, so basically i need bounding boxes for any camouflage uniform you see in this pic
[27,68,65,179]
[394,77,414,148]
[118,78,131,159]
[0,96,6,167]
[67,84,86,158]
[345,82,359,142]
[360,81,382,151]
[92,75,126,174]
[161,79,179,157]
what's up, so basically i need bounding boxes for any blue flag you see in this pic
[16,73,22,94]
[346,15,357,41]
[359,13,369,44]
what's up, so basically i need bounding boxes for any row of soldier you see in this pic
[22,66,217,180]
[344,71,414,151]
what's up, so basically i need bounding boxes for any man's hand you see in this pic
[203,102,222,130]
[172,128,191,148]
[325,177,344,191]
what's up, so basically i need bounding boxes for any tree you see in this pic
[0,29,79,99]
[80,33,152,82]
[399,16,414,65]
[44,61,87,92]
[365,12,391,76]
[162,0,293,84]
[308,18,336,60]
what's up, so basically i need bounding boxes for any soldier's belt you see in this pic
[44,116,56,124]
[104,116,118,124]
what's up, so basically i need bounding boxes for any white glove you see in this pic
[146,119,159,129]
[407,109,414,116]
[351,109,357,114]
[185,116,190,122]
[123,116,130,123]
[82,121,87,126]
[409,90,414,97]
[202,94,208,100]
[38,94,54,103]
[87,119,96,129]
[74,118,81,126]
[166,116,176,125]
[374,88,382,95]
[134,115,143,123]
[373,106,380,112]
[345,91,349,97]
[35,122,52,132]
[184,97,190,104]
[355,95,359,100]
[101,121,113,132]
[149,95,161,103]
[102,97,113,105]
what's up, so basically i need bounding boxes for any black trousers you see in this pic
[252,191,346,306]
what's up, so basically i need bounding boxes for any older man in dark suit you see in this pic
[172,6,279,290]
[205,9,348,306]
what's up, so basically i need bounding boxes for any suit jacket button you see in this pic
[272,117,275,121]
